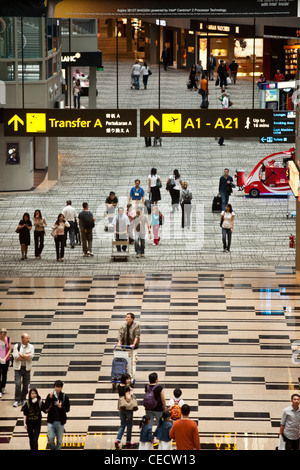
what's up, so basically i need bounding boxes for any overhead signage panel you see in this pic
[3,109,137,138]
[0,0,297,17]
[260,110,295,143]
[140,109,274,138]
[61,52,103,70]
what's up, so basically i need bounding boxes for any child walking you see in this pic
[138,415,153,450]
[153,411,173,450]
[150,205,160,245]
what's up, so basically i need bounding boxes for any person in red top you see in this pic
[274,70,285,82]
[169,404,200,450]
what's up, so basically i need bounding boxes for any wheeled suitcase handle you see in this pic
[114,344,135,350]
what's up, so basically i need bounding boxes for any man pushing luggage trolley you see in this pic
[116,313,140,382]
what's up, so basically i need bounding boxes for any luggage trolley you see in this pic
[111,234,130,261]
[111,345,135,390]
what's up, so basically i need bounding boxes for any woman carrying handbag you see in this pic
[115,375,137,449]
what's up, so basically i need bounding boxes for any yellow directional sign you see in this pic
[26,113,47,133]
[162,113,182,133]
[8,114,24,132]
[140,109,274,138]
[3,109,137,137]
[144,115,160,132]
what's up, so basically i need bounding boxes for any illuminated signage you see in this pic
[260,111,295,143]
[140,109,273,138]
[3,109,137,137]
[61,51,103,70]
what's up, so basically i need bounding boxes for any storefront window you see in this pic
[0,17,15,59]
[72,19,96,35]
[18,62,42,81]
[17,18,43,59]
[234,38,263,78]
[0,62,15,81]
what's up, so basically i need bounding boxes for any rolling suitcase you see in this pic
[111,357,128,389]
[212,195,222,213]
[111,345,135,390]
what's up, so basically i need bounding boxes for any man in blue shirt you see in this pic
[128,179,145,210]
[218,168,235,211]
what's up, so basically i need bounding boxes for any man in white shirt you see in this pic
[13,333,34,407]
[113,207,130,252]
[62,200,77,248]
[280,394,300,450]
[132,60,141,90]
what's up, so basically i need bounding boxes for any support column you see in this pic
[88,66,97,109]
[34,137,48,170]
[47,137,58,181]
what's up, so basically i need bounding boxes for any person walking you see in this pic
[166,169,183,212]
[138,415,153,450]
[161,46,169,71]
[62,200,77,249]
[180,182,193,229]
[141,61,151,89]
[279,394,300,450]
[78,202,95,257]
[73,79,81,108]
[0,328,11,397]
[17,213,32,260]
[113,207,130,253]
[128,179,145,211]
[218,168,235,211]
[13,333,34,407]
[115,380,136,449]
[153,411,173,450]
[150,205,161,246]
[148,167,162,205]
[117,313,140,380]
[142,372,166,428]
[218,88,229,146]
[45,380,70,451]
[23,388,46,450]
[188,64,198,91]
[274,69,285,82]
[169,404,200,450]
[220,204,235,253]
[132,60,141,90]
[217,60,227,88]
[52,214,70,262]
[199,74,209,108]
[33,209,47,259]
[207,53,216,80]
[131,208,151,258]
[229,59,239,84]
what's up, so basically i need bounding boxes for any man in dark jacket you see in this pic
[217,60,227,88]
[218,168,235,211]
[45,380,70,450]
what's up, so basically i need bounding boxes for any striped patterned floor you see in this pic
[0,268,299,450]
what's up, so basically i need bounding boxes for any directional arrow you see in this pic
[8,114,24,132]
[144,115,160,132]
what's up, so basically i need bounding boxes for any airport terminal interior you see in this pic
[1,3,300,451]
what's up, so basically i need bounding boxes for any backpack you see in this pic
[170,399,182,420]
[142,384,159,410]
[183,190,192,202]
[159,212,164,226]
[9,342,20,367]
